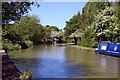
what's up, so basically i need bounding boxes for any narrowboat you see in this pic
[95,41,120,57]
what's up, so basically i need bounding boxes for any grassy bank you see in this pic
[68,43,95,52]
[2,40,33,51]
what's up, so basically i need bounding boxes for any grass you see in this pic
[68,43,95,52]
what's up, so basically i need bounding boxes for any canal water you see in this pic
[8,45,118,78]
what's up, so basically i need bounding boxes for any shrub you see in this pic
[7,43,15,51]
[14,44,21,50]
[20,70,31,79]
[77,27,98,48]
[7,43,21,51]
[24,40,33,48]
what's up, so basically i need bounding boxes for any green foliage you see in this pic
[14,44,21,50]
[7,43,21,51]
[78,27,97,48]
[43,25,52,40]
[81,2,106,27]
[64,12,81,38]
[24,40,33,47]
[63,2,120,48]
[64,2,107,44]
[30,24,45,45]
[7,43,14,51]
[49,26,60,31]
[43,25,63,43]
[20,69,31,79]
[2,2,39,24]
[3,15,41,42]
[2,14,64,48]
[94,6,120,42]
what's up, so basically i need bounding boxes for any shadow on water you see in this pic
[9,45,118,78]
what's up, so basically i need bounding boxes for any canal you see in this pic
[8,45,118,78]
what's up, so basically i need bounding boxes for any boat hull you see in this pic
[95,41,120,57]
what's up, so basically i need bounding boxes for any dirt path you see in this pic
[1,51,21,80]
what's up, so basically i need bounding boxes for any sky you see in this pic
[28,2,86,29]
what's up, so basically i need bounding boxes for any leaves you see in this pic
[2,15,42,43]
[2,2,40,24]
[64,12,81,38]
[94,5,120,42]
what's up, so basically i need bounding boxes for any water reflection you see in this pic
[9,45,118,78]
[95,55,118,77]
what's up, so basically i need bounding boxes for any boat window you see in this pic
[101,45,107,50]
[114,46,117,51]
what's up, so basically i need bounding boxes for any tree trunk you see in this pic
[74,37,77,45]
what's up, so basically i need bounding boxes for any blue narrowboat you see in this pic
[95,41,120,57]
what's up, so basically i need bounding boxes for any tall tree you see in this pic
[81,2,107,27]
[2,15,42,43]
[94,5,120,42]
[64,12,81,38]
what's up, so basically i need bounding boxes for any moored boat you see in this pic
[95,41,120,57]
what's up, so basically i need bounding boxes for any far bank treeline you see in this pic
[64,2,120,48]
[2,15,64,51]
[1,2,64,51]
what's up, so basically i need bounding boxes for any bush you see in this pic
[24,40,33,48]
[7,43,15,51]
[14,44,21,50]
[20,70,31,79]
[7,43,21,51]
[77,27,98,48]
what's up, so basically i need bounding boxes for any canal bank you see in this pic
[1,50,31,80]
[1,51,21,80]
[67,43,95,52]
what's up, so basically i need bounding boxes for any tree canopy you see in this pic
[63,12,81,38]
[2,15,39,41]
[64,2,120,47]
[94,5,120,42]
[2,2,39,24]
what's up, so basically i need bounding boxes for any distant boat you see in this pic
[95,41,120,57]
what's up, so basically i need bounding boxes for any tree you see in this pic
[49,26,60,31]
[69,29,83,45]
[2,15,43,43]
[81,2,106,27]
[43,25,60,38]
[64,12,81,38]
[30,24,45,44]
[50,30,63,43]
[2,2,39,24]
[94,5,120,42]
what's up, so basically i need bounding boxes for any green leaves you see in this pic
[2,2,39,24]
[94,5,120,42]
[3,15,42,43]
[64,12,81,38]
